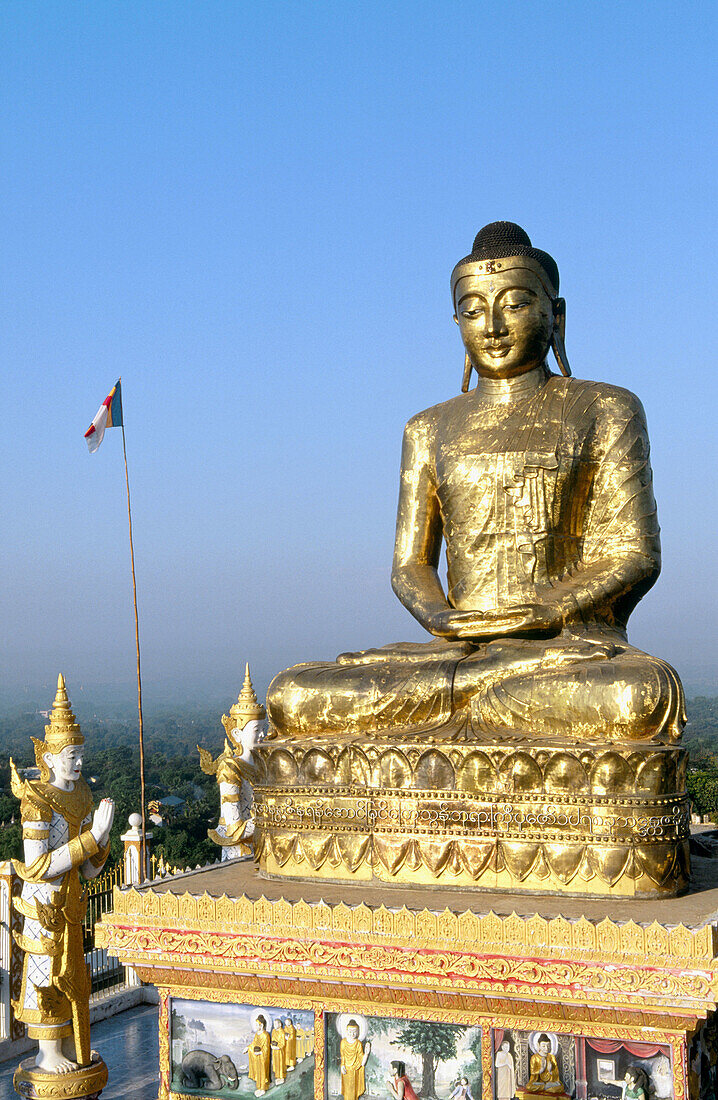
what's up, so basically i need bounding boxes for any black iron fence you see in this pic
[83,861,129,997]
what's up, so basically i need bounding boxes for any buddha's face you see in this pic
[538,1041,551,1056]
[454,268,554,379]
[347,1024,359,1042]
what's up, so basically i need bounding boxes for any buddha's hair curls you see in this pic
[454,221,559,295]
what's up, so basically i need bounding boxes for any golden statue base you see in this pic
[253,736,690,897]
[515,1091,571,1100]
[13,1054,108,1100]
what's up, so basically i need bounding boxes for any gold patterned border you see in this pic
[97,917,718,1016]
[159,989,170,1100]
[136,967,700,1034]
[154,983,688,1100]
[103,885,718,967]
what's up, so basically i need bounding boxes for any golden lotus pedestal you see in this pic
[252,737,691,898]
[13,1054,108,1100]
[97,855,718,1100]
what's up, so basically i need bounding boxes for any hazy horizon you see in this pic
[2,3,717,702]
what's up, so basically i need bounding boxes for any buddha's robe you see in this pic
[524,1052,563,1094]
[248,1028,271,1092]
[268,373,684,743]
[340,1038,366,1100]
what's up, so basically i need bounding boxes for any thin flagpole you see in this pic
[120,414,147,883]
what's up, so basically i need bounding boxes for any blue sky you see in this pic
[2,1,716,706]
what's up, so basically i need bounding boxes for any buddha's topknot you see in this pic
[454,221,559,294]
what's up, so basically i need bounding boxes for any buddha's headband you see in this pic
[450,255,558,306]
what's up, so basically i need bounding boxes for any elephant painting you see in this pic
[181,1048,240,1091]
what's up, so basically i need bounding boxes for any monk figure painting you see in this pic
[326,1013,482,1100]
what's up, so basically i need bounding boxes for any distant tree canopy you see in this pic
[684,697,718,819]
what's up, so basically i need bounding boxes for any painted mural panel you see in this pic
[492,1030,575,1100]
[170,999,315,1100]
[582,1038,673,1100]
[325,1012,482,1100]
[491,1030,676,1100]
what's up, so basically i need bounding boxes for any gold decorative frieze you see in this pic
[96,886,718,1020]
[102,884,717,966]
[252,740,690,897]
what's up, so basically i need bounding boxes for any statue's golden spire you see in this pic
[233,663,266,724]
[221,663,266,745]
[32,674,84,774]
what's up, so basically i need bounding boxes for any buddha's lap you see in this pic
[267,631,679,726]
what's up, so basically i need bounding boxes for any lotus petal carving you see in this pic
[378,749,412,789]
[266,750,298,783]
[589,751,633,794]
[500,752,542,792]
[543,752,588,793]
[302,748,335,784]
[456,751,497,793]
[415,749,454,791]
[500,841,540,881]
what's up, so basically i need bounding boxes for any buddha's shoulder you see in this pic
[550,375,647,420]
[403,392,475,436]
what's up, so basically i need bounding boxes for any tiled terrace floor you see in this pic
[0,1003,159,1100]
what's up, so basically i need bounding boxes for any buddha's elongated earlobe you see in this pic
[461,352,474,393]
[551,297,571,377]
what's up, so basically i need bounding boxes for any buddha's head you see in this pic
[255,1014,267,1032]
[537,1035,552,1056]
[346,1020,360,1042]
[451,222,569,387]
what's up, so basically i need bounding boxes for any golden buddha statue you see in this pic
[516,1034,569,1100]
[267,222,683,745]
[254,223,689,897]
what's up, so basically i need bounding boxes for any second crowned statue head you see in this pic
[451,221,570,391]
[31,674,85,786]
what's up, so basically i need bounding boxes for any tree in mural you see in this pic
[392,1022,467,1099]
[188,1017,206,1049]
